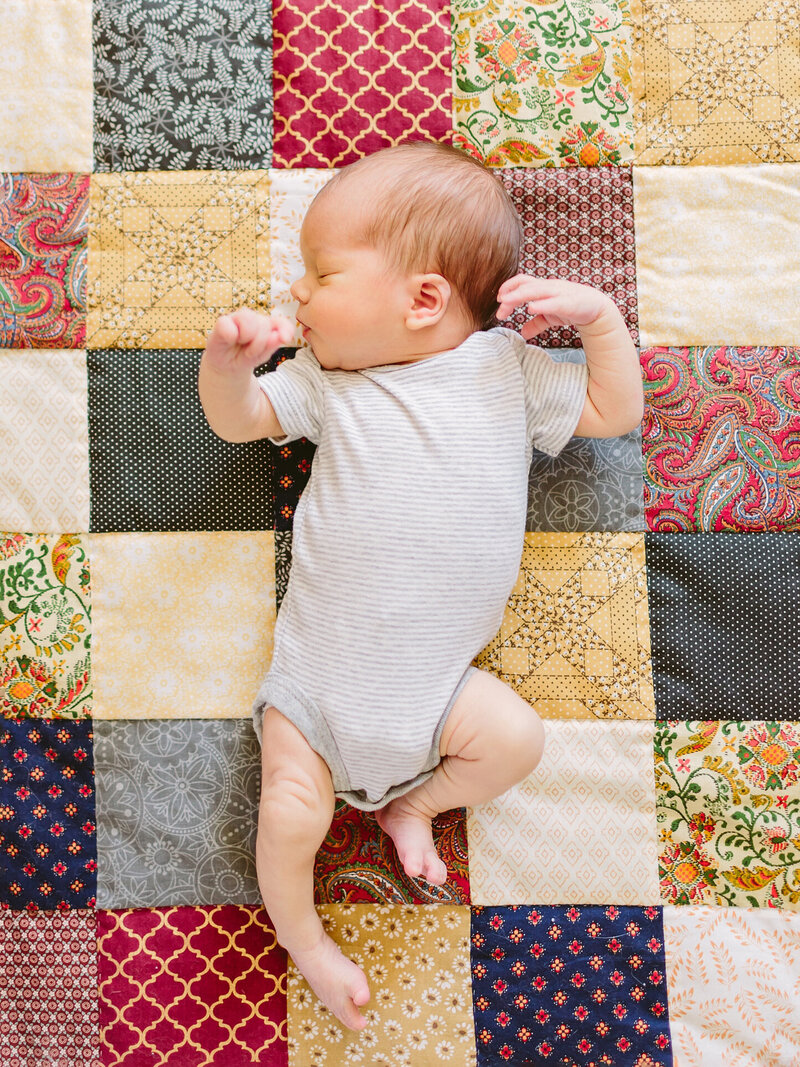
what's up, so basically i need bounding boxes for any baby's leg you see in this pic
[376,670,544,884]
[257,706,370,1030]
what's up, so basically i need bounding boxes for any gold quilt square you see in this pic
[474,533,654,720]
[87,171,270,349]
[632,0,800,165]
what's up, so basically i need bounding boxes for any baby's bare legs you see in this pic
[256,707,370,1031]
[376,670,545,884]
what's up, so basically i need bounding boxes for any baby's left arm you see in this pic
[497,276,643,439]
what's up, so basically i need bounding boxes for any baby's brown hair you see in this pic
[315,141,523,332]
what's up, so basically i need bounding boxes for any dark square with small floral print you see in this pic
[470,904,671,1065]
[0,719,96,910]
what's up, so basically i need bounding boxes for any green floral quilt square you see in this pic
[452,0,634,166]
[656,721,800,911]
[0,534,91,718]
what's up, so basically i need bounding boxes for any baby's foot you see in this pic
[290,933,370,1031]
[375,798,448,885]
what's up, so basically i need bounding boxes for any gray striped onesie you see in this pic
[252,327,588,810]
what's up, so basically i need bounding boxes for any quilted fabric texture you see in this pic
[2,0,800,1062]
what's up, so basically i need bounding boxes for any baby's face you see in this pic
[290,185,416,370]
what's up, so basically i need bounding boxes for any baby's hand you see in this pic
[496,276,613,340]
[204,308,294,375]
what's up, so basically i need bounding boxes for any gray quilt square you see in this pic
[96,718,260,908]
[527,349,644,531]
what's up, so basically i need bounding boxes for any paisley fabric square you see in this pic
[475,533,654,720]
[0,173,88,349]
[643,345,800,532]
[0,718,96,910]
[98,905,287,1066]
[0,0,92,172]
[90,531,275,720]
[633,164,800,346]
[632,0,800,166]
[467,720,660,906]
[499,168,638,348]
[528,349,644,531]
[273,0,452,168]
[95,719,260,908]
[314,801,470,905]
[269,168,335,346]
[664,905,800,1065]
[452,0,634,167]
[0,909,99,1065]
[471,904,671,1065]
[87,348,274,532]
[0,533,92,720]
[656,720,800,910]
[93,0,272,171]
[287,904,475,1066]
[86,170,269,349]
[645,532,800,718]
[0,350,90,532]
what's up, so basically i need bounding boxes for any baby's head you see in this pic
[292,141,522,369]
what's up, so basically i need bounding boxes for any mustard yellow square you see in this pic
[475,533,654,719]
[754,96,782,122]
[749,20,777,46]
[91,531,275,719]
[87,171,271,349]
[666,22,695,49]
[671,99,699,125]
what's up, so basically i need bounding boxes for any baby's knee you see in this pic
[259,768,334,847]
[505,705,545,779]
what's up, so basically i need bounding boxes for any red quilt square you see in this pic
[643,346,800,531]
[97,906,287,1066]
[498,167,638,348]
[0,174,88,348]
[273,0,452,167]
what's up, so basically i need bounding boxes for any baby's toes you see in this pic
[422,851,448,886]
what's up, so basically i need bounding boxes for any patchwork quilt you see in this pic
[2,0,800,1064]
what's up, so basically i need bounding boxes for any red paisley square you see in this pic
[97,906,287,1066]
[0,909,99,1066]
[0,173,88,349]
[643,346,800,532]
[498,167,638,349]
[273,0,452,167]
[314,801,470,904]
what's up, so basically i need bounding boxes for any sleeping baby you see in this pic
[198,139,643,1031]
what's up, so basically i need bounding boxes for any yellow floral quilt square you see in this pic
[0,0,92,172]
[288,904,476,1066]
[631,0,800,165]
[452,0,634,166]
[656,721,800,911]
[633,163,800,347]
[475,532,654,719]
[86,171,270,349]
[91,531,275,719]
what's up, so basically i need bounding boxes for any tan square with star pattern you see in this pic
[87,171,270,348]
[631,0,800,164]
[474,533,654,720]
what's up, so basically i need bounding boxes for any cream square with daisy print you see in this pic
[287,904,476,1066]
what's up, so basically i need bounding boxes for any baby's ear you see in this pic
[405,273,450,330]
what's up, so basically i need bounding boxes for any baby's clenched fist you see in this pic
[205,308,294,375]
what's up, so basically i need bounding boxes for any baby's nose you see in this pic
[290,276,308,303]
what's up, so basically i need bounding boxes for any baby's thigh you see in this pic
[439,669,545,767]
[259,706,335,817]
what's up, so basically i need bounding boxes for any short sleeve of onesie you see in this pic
[257,348,327,445]
[494,327,588,457]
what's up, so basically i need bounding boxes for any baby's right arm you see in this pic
[198,308,293,442]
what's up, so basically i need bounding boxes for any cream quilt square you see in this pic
[633,163,800,346]
[91,531,275,719]
[664,905,800,1066]
[0,351,90,532]
[269,168,336,346]
[632,0,800,165]
[0,0,92,171]
[86,171,270,349]
[467,719,660,906]
[475,532,654,719]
